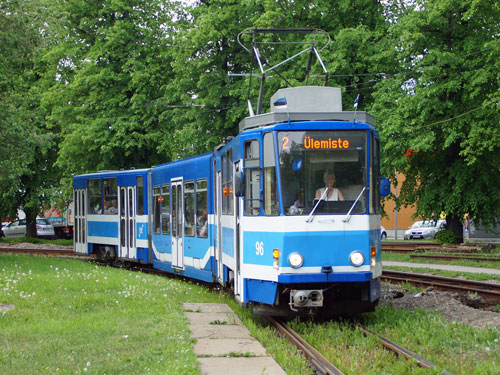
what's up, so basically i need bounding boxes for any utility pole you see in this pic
[394,169,398,240]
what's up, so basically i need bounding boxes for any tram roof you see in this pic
[239,111,375,133]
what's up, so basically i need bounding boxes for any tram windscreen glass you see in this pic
[278,131,367,216]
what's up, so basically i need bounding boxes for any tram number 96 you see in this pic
[255,241,264,256]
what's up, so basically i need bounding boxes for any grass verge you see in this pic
[0,237,72,247]
[0,255,312,375]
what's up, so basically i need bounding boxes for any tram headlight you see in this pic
[288,252,304,269]
[349,251,365,267]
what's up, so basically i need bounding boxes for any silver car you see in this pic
[404,220,446,240]
[2,218,55,239]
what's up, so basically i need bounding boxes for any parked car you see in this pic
[380,226,387,239]
[2,218,55,239]
[404,220,446,240]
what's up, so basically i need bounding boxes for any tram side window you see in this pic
[153,186,161,234]
[137,176,144,215]
[161,184,170,235]
[103,178,118,215]
[370,136,381,214]
[263,133,279,215]
[88,179,102,214]
[196,179,208,237]
[184,181,195,236]
[244,140,261,216]
[222,149,234,215]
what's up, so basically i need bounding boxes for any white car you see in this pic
[380,226,387,239]
[404,220,446,240]
[2,218,55,239]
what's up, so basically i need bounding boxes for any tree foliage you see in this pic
[2,0,500,242]
[372,0,500,241]
[0,0,63,235]
[46,0,182,178]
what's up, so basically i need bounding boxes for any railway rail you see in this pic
[382,241,496,254]
[267,317,344,375]
[0,246,93,258]
[409,254,500,263]
[356,324,453,374]
[267,317,451,375]
[382,270,500,303]
[382,241,441,252]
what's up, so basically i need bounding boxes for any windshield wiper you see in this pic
[343,186,368,223]
[306,187,329,223]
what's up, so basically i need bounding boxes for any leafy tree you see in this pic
[164,0,388,159]
[0,0,63,236]
[372,0,500,242]
[48,0,183,182]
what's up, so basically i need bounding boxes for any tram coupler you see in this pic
[290,289,324,310]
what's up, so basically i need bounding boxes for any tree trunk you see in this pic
[25,210,37,238]
[446,213,463,244]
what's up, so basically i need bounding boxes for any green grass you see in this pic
[289,307,500,375]
[2,255,499,375]
[0,237,73,247]
[0,255,312,375]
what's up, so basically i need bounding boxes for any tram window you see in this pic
[196,179,208,238]
[184,181,195,236]
[244,140,261,216]
[88,179,102,214]
[222,149,233,215]
[370,136,381,214]
[153,186,161,234]
[263,133,279,216]
[137,176,144,215]
[222,153,228,214]
[161,184,170,235]
[103,178,118,215]
[74,191,79,217]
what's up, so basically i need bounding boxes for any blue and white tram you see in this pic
[73,86,389,317]
[149,153,215,283]
[213,87,388,316]
[73,169,151,262]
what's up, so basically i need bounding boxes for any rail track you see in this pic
[0,246,93,258]
[382,270,500,303]
[267,317,343,375]
[267,317,451,375]
[409,254,500,263]
[382,241,441,253]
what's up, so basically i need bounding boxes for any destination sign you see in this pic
[281,135,351,150]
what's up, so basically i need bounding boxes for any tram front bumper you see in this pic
[278,271,373,283]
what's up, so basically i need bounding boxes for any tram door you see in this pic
[234,161,243,299]
[171,179,184,269]
[74,189,87,254]
[215,170,223,283]
[119,186,136,259]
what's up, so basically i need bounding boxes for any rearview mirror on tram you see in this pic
[380,178,390,196]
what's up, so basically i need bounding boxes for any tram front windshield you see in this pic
[278,130,367,215]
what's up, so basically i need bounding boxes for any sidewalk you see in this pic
[183,303,286,375]
[383,261,500,275]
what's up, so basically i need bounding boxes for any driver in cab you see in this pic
[315,171,345,201]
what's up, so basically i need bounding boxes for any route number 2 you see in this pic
[255,241,264,256]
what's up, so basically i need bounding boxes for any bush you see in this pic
[435,229,459,244]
